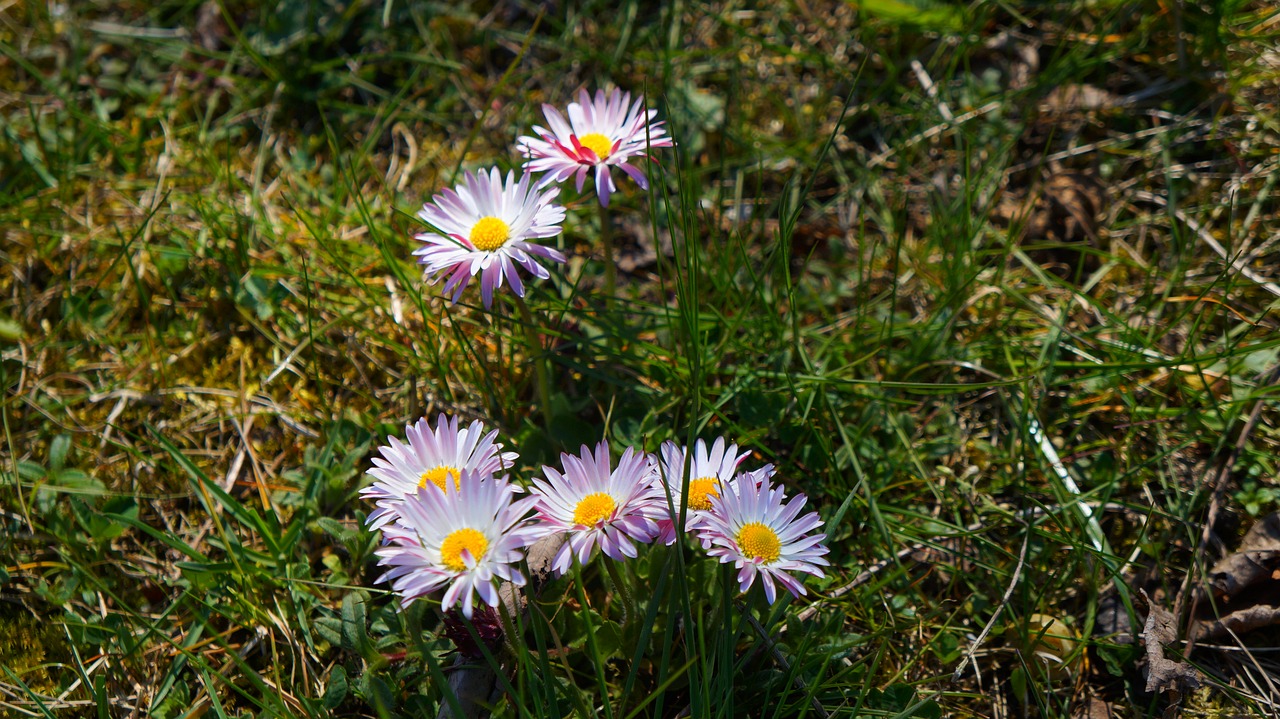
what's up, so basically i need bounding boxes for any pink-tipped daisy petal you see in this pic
[517,87,674,207]
[528,441,665,576]
[360,414,518,530]
[413,168,566,309]
[652,437,761,545]
[696,473,830,604]
[374,470,542,618]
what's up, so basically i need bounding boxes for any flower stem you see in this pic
[599,201,616,305]
[602,555,635,626]
[512,292,553,433]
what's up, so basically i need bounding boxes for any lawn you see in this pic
[3,0,1280,717]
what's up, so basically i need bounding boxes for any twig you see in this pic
[792,544,920,624]
[953,526,1030,683]
[909,59,953,122]
[789,501,1146,628]
[738,604,830,719]
[1135,191,1280,298]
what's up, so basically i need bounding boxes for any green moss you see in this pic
[0,610,65,696]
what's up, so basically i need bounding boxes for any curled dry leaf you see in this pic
[1199,511,1280,603]
[1190,511,1280,641]
[1140,589,1204,695]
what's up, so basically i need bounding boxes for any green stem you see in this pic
[512,292,553,432]
[603,555,635,626]
[573,564,616,719]
[599,200,616,304]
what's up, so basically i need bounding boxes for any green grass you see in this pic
[3,0,1280,716]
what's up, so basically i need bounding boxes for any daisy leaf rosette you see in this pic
[374,469,541,619]
[653,437,760,545]
[529,441,665,576]
[360,414,518,531]
[517,87,674,207]
[413,168,566,308]
[697,473,830,604]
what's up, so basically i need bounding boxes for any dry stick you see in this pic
[436,534,566,719]
[791,544,921,625]
[953,526,1031,683]
[787,501,1146,629]
[1135,190,1280,298]
[909,59,953,122]
[738,604,831,719]
[1176,362,1280,642]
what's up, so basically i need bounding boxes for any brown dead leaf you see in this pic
[1192,604,1280,642]
[1072,693,1111,719]
[1039,84,1122,114]
[1189,512,1280,641]
[1140,589,1204,694]
[1201,511,1280,603]
[994,171,1103,245]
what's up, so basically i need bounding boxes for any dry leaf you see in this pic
[1039,84,1122,114]
[1189,512,1280,641]
[1072,693,1111,719]
[1140,589,1204,694]
[994,171,1103,246]
[1201,511,1280,602]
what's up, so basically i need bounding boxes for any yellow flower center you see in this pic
[687,478,720,511]
[419,465,461,491]
[578,133,613,160]
[736,522,781,564]
[440,528,489,572]
[469,216,511,251]
[572,492,616,526]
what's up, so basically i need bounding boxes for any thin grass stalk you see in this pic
[511,293,553,432]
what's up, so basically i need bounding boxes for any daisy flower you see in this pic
[697,474,829,604]
[374,469,542,618]
[518,87,674,207]
[653,437,757,544]
[360,414,518,531]
[414,167,566,308]
[529,442,665,575]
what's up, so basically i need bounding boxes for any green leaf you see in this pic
[341,592,368,655]
[314,616,343,648]
[314,516,353,542]
[322,666,348,710]
[0,317,22,342]
[594,620,624,659]
[360,673,396,719]
[49,434,71,472]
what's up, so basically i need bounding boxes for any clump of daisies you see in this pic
[364,415,830,620]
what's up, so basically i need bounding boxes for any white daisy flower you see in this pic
[528,441,665,576]
[653,437,762,545]
[696,473,830,604]
[374,469,541,618]
[414,167,566,308]
[360,414,518,530]
[517,87,674,207]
